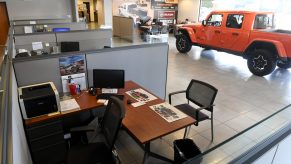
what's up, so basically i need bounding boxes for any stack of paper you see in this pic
[150,102,187,123]
[60,99,80,113]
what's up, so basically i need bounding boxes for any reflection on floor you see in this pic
[91,35,291,163]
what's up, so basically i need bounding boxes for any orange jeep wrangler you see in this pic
[176,10,291,76]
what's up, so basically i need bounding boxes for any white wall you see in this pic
[12,66,33,164]
[4,0,72,20]
[178,0,201,23]
[103,0,112,26]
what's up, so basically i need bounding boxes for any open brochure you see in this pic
[60,99,80,113]
[126,88,157,102]
[150,102,187,123]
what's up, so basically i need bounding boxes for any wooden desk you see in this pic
[25,81,195,163]
[24,91,103,125]
[121,81,196,163]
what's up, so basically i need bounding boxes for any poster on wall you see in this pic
[59,55,87,93]
[112,0,178,26]
[112,0,152,25]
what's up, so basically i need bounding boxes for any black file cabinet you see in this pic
[25,119,66,164]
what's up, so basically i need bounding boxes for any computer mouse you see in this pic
[127,99,133,105]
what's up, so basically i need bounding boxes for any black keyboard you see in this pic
[96,94,124,101]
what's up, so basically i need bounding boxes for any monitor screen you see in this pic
[93,69,125,89]
[60,42,80,52]
[52,28,70,32]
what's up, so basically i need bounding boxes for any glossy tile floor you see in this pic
[99,35,291,164]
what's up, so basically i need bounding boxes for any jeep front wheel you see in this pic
[176,34,192,53]
[247,49,277,76]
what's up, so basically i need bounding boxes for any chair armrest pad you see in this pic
[168,90,186,104]
[169,90,186,96]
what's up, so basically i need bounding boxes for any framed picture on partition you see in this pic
[59,55,87,93]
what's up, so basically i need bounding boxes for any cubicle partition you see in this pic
[14,29,112,53]
[56,29,112,51]
[13,18,72,25]
[13,22,87,35]
[13,43,169,99]
[14,32,57,53]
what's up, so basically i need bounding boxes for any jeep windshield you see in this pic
[253,14,274,29]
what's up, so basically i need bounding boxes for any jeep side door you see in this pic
[219,13,250,52]
[196,14,223,47]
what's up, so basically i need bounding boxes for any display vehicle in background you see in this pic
[118,2,148,24]
[176,10,291,76]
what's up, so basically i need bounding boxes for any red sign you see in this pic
[158,11,175,19]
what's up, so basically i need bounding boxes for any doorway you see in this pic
[0,2,9,45]
[83,2,91,22]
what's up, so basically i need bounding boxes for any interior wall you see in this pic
[4,0,72,20]
[12,66,33,164]
[0,2,9,45]
[178,0,201,22]
[103,0,112,26]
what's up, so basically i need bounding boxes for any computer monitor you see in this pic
[93,69,125,89]
[60,42,80,52]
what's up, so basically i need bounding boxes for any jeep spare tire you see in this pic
[247,49,277,76]
[176,34,192,53]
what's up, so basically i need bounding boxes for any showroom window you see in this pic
[199,0,291,29]
[253,14,274,29]
[206,14,223,26]
[226,14,244,29]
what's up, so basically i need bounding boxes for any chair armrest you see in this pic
[195,104,215,123]
[196,104,215,111]
[70,125,95,133]
[168,90,186,104]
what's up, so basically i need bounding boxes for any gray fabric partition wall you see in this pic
[14,29,112,52]
[13,22,87,35]
[13,43,168,99]
[56,29,112,51]
[87,43,169,99]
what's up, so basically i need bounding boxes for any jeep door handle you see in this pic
[232,33,239,36]
[215,30,221,34]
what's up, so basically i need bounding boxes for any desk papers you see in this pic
[60,99,80,113]
[126,88,157,102]
[150,102,187,123]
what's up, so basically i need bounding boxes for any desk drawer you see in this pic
[26,120,63,139]
[32,141,66,164]
[30,132,64,151]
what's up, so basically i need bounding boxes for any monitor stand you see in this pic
[101,88,118,94]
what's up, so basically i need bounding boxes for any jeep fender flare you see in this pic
[177,27,197,43]
[244,39,287,61]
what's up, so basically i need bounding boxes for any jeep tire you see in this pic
[277,60,290,69]
[176,34,192,53]
[247,49,277,76]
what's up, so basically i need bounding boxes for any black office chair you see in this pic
[66,96,126,164]
[169,79,218,140]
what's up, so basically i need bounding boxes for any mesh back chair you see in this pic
[66,96,126,164]
[169,79,218,140]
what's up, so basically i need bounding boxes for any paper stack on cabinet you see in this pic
[60,99,80,113]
